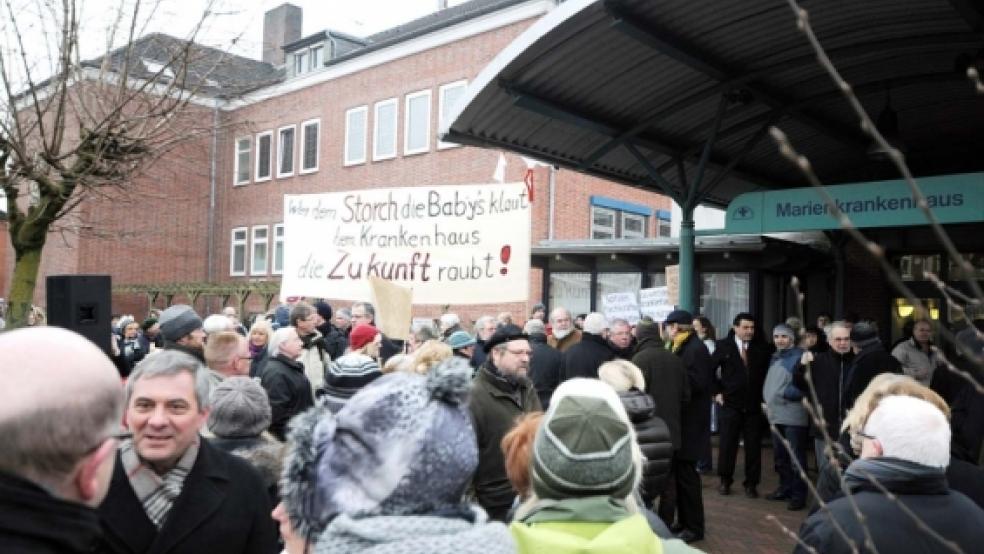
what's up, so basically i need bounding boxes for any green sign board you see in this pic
[725,173,984,234]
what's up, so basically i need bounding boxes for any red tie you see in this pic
[740,342,749,366]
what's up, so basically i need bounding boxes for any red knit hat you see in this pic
[349,324,379,351]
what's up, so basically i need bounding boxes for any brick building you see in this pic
[7,0,675,324]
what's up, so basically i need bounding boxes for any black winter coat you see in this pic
[317,323,348,360]
[0,471,103,554]
[674,332,714,461]
[793,349,854,439]
[528,332,562,409]
[843,343,902,414]
[618,388,673,504]
[712,337,771,412]
[209,436,283,508]
[259,354,314,440]
[98,439,280,554]
[632,337,690,451]
[249,348,269,378]
[798,461,984,553]
[562,332,616,380]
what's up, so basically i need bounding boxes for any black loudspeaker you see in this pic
[46,275,112,356]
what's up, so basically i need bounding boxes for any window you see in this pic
[654,209,672,237]
[700,273,750,333]
[622,213,646,239]
[277,125,295,177]
[373,98,398,161]
[596,273,643,309]
[344,106,367,165]
[230,227,247,276]
[897,254,941,281]
[251,226,269,275]
[591,207,616,239]
[272,224,285,275]
[404,89,431,155]
[438,80,467,149]
[309,46,324,71]
[255,131,272,182]
[590,198,651,239]
[549,273,592,317]
[234,137,250,185]
[294,51,308,75]
[300,119,320,173]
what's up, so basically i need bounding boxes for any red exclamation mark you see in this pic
[500,245,511,275]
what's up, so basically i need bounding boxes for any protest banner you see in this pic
[280,183,531,304]
[640,286,673,322]
[603,291,640,325]
[665,265,680,306]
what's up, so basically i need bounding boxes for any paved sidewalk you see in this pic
[688,444,811,554]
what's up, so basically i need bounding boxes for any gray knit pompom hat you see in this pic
[280,356,477,540]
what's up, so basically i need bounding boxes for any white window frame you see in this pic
[250,225,269,276]
[277,124,296,178]
[590,206,616,239]
[230,227,247,276]
[621,212,646,239]
[438,80,468,149]
[657,215,672,238]
[272,223,285,275]
[294,51,308,75]
[403,89,432,156]
[233,137,251,186]
[300,118,320,174]
[254,131,273,182]
[309,45,324,71]
[344,105,368,166]
[372,98,398,161]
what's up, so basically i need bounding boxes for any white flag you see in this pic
[492,152,506,183]
[521,155,550,168]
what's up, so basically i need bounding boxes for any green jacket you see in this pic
[469,363,541,516]
[509,497,703,554]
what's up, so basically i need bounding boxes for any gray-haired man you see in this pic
[97,350,278,554]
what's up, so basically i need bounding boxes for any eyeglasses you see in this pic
[84,429,133,455]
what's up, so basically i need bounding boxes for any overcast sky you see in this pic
[4,0,469,68]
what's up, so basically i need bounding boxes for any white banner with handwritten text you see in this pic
[280,183,531,304]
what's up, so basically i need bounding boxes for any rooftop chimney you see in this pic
[263,3,302,66]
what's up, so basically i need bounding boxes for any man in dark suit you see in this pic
[98,350,279,554]
[712,312,772,498]
[663,309,715,544]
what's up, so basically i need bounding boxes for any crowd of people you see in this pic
[1,297,982,553]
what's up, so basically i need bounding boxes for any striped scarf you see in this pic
[120,438,199,529]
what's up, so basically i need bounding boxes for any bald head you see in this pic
[0,327,123,502]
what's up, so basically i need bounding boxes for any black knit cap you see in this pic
[850,321,879,345]
[483,325,529,353]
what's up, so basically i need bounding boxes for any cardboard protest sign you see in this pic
[369,277,412,341]
[640,287,673,321]
[280,184,531,304]
[603,291,640,325]
[665,265,680,306]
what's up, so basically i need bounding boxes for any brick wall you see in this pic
[211,17,673,325]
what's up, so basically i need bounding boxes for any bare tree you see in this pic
[0,0,250,327]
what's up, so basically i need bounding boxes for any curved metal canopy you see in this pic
[443,0,984,208]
